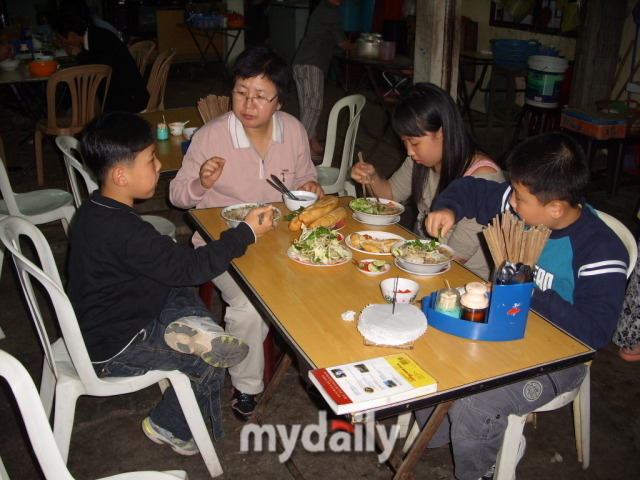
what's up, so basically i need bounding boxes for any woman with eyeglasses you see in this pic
[169,46,323,423]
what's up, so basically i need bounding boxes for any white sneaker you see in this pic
[141,417,199,456]
[164,315,249,368]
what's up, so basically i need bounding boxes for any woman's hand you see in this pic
[244,205,274,236]
[350,162,378,185]
[297,181,325,199]
[199,157,226,189]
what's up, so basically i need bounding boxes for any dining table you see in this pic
[137,106,205,176]
[189,197,594,479]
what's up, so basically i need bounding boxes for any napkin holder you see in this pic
[422,282,534,341]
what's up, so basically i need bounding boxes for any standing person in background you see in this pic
[52,11,149,113]
[293,0,352,162]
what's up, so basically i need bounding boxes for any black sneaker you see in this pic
[230,386,257,422]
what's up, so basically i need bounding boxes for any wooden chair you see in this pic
[34,64,112,186]
[143,48,176,113]
[128,40,156,77]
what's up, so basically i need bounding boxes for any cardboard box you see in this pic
[560,108,627,139]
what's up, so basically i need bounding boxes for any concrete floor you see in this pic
[1,63,640,480]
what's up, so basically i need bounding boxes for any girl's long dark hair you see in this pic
[391,83,483,205]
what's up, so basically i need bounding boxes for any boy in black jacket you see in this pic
[67,113,275,455]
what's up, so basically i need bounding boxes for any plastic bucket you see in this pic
[526,55,569,108]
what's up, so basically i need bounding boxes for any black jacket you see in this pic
[67,192,255,361]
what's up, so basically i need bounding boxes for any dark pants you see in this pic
[416,364,588,480]
[93,287,226,440]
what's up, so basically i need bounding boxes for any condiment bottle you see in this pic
[157,122,169,140]
[434,287,461,318]
[460,282,489,323]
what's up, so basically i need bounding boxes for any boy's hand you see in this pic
[425,209,456,238]
[297,181,325,199]
[200,157,226,189]
[244,205,274,236]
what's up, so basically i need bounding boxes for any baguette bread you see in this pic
[309,207,347,229]
[289,214,303,232]
[299,196,339,224]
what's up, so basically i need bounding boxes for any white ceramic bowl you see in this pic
[221,203,282,228]
[283,191,318,211]
[183,127,198,140]
[349,197,405,226]
[169,122,185,136]
[391,240,454,275]
[33,54,53,62]
[380,277,420,304]
[0,58,20,71]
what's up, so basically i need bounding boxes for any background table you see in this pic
[178,24,248,75]
[138,106,204,175]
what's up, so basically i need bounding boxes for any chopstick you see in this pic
[357,152,380,204]
[392,277,398,314]
[266,178,287,195]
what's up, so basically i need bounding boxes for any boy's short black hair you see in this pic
[506,132,589,207]
[231,46,292,104]
[81,112,155,185]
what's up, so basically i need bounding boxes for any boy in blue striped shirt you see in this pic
[424,132,628,480]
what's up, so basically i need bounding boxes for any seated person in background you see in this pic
[67,112,275,455]
[59,0,123,41]
[52,11,149,112]
[422,132,628,480]
[170,45,323,422]
[350,83,504,280]
[613,244,640,361]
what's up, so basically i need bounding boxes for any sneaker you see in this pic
[478,434,526,480]
[165,316,249,368]
[230,386,257,422]
[141,417,199,456]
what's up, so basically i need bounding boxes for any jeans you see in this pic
[415,364,588,480]
[93,287,226,440]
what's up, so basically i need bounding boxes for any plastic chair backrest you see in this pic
[0,217,99,386]
[42,65,112,134]
[144,48,176,112]
[316,94,366,195]
[0,349,189,479]
[55,136,99,208]
[128,40,155,77]
[595,210,638,278]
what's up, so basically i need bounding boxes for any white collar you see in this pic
[228,111,284,149]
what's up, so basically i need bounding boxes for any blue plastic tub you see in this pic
[490,39,541,70]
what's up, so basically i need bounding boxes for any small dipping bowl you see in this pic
[380,277,420,304]
[283,191,318,211]
[183,127,198,140]
[169,122,186,136]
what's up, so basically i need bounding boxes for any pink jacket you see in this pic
[169,110,318,247]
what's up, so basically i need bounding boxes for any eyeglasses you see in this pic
[231,90,278,105]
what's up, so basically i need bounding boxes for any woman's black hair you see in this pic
[81,112,154,185]
[391,83,484,205]
[231,45,292,104]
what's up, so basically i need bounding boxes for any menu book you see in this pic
[308,353,438,415]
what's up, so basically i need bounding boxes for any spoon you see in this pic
[269,174,300,200]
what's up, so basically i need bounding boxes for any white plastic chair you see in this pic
[0,216,223,477]
[0,155,75,329]
[55,136,176,240]
[315,94,366,196]
[0,349,188,480]
[596,210,638,278]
